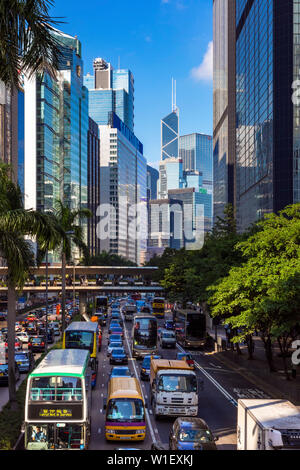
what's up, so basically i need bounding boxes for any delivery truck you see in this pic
[150,359,202,419]
[237,399,300,450]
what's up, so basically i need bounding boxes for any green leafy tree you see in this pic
[0,164,59,405]
[208,204,300,378]
[52,200,91,332]
[0,0,63,88]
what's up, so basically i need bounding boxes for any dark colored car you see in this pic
[28,336,46,353]
[140,355,161,381]
[110,347,128,365]
[15,351,35,373]
[0,362,20,385]
[38,328,55,344]
[169,418,218,451]
[26,322,37,335]
[164,320,174,330]
[109,366,132,379]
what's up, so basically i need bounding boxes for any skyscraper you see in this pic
[147,165,159,201]
[213,0,236,225]
[161,110,179,161]
[24,29,89,257]
[179,133,213,194]
[235,0,300,231]
[98,112,146,265]
[87,117,100,257]
[84,58,134,132]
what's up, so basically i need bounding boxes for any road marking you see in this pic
[176,343,238,408]
[122,311,158,445]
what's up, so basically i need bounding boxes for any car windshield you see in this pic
[112,349,125,355]
[142,357,151,368]
[110,335,122,342]
[106,399,144,422]
[111,368,130,377]
[0,364,8,371]
[179,428,214,443]
[158,374,197,393]
[15,354,28,361]
[109,343,122,349]
[163,332,175,338]
[31,338,42,343]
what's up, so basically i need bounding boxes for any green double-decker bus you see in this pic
[24,349,92,450]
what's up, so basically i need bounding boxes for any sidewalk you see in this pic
[207,327,300,405]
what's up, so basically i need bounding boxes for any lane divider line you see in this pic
[176,343,238,407]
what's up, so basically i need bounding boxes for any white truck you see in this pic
[237,399,300,450]
[123,304,137,321]
[150,359,202,419]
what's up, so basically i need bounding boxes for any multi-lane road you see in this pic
[88,306,272,451]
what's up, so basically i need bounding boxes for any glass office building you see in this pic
[84,61,134,132]
[24,30,89,258]
[87,117,100,256]
[161,110,179,160]
[98,112,146,265]
[213,0,236,225]
[147,165,159,201]
[179,133,213,194]
[158,158,184,199]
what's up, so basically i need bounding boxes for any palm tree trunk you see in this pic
[7,285,17,408]
[61,251,66,333]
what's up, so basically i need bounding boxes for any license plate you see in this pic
[120,436,131,439]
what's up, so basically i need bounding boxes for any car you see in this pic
[0,362,20,385]
[49,322,60,336]
[140,355,161,381]
[164,320,174,330]
[109,334,123,344]
[16,331,29,344]
[15,351,35,373]
[176,352,195,369]
[110,347,128,365]
[109,366,132,379]
[169,418,218,450]
[28,336,46,353]
[0,312,7,321]
[26,322,37,335]
[108,320,122,332]
[109,326,123,337]
[107,342,123,357]
[5,338,22,351]
[159,329,176,349]
[38,328,55,344]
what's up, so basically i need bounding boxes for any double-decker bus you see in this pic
[175,310,206,349]
[95,296,108,315]
[104,377,146,441]
[152,297,165,318]
[24,349,92,450]
[132,314,158,359]
[63,322,100,384]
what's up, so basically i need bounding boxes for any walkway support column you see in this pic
[79,291,87,318]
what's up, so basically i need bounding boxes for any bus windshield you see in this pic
[26,423,83,450]
[158,374,197,393]
[133,318,157,350]
[65,331,94,353]
[106,398,144,423]
[29,376,83,401]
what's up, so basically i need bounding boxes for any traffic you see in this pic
[2,293,300,451]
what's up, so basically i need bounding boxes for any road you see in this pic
[88,307,271,450]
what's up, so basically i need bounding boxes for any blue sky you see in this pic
[51,0,213,168]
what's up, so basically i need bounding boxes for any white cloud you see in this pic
[190,41,213,82]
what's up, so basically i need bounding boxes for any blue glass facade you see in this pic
[84,66,134,132]
[147,165,159,200]
[161,111,179,160]
[179,133,213,192]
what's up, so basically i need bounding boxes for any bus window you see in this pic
[65,331,94,353]
[107,398,144,422]
[30,376,83,402]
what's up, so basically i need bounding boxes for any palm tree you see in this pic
[52,200,91,332]
[0,0,63,89]
[0,164,60,406]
